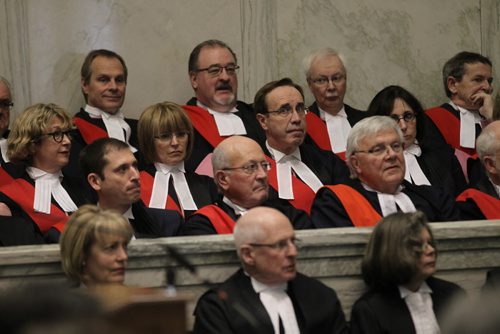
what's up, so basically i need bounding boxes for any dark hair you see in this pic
[253,77,305,114]
[80,138,130,179]
[367,85,431,147]
[361,211,437,291]
[188,39,237,72]
[443,51,492,98]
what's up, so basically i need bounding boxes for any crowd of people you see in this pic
[0,39,499,332]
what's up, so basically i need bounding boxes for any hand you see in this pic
[472,91,493,120]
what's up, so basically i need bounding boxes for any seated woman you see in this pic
[137,101,218,218]
[350,211,464,334]
[0,103,90,242]
[60,204,133,287]
[368,85,467,196]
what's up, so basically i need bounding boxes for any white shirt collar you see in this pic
[266,141,301,162]
[318,105,347,120]
[399,280,433,298]
[222,196,248,216]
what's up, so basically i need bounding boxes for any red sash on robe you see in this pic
[456,188,500,219]
[182,105,225,149]
[194,205,236,234]
[73,116,109,144]
[0,179,69,233]
[140,171,184,217]
[305,113,346,160]
[0,166,14,187]
[323,184,382,227]
[265,156,316,214]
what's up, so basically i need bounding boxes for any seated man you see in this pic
[303,48,368,159]
[184,39,265,175]
[457,120,500,219]
[193,206,348,334]
[255,78,350,214]
[80,138,181,237]
[180,136,311,235]
[311,116,461,228]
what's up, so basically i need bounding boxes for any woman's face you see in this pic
[415,228,437,281]
[32,116,71,173]
[390,98,417,148]
[82,233,129,286]
[154,130,189,165]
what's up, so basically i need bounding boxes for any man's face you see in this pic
[307,55,347,114]
[249,215,298,285]
[349,129,405,193]
[257,85,306,155]
[82,56,126,115]
[189,46,238,112]
[91,148,141,208]
[217,142,269,208]
[448,62,493,110]
[0,81,11,137]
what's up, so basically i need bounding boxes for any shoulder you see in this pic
[427,276,464,294]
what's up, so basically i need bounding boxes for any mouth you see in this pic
[112,267,125,275]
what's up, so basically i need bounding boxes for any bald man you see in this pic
[193,207,348,334]
[180,136,311,235]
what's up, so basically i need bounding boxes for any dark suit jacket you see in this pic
[180,198,312,236]
[350,276,464,334]
[193,269,348,334]
[311,179,461,228]
[130,201,182,238]
[456,171,499,220]
[184,98,266,172]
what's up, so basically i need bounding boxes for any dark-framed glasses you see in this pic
[41,129,74,143]
[0,100,13,111]
[266,103,308,118]
[195,64,240,77]
[222,161,271,175]
[155,131,189,142]
[250,237,300,251]
[311,74,346,86]
[355,141,404,156]
[390,112,416,123]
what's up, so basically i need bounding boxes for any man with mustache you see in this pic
[180,136,310,235]
[311,116,460,228]
[80,138,181,238]
[68,49,138,177]
[427,52,494,158]
[303,48,369,160]
[193,206,348,334]
[254,78,350,215]
[184,40,265,175]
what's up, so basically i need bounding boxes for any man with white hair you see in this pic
[193,206,348,334]
[303,48,368,160]
[311,116,460,227]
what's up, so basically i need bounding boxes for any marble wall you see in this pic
[0,0,498,120]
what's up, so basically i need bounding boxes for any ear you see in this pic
[214,170,230,191]
[447,76,459,95]
[256,113,268,131]
[81,77,89,95]
[483,156,497,175]
[349,155,362,175]
[240,245,255,266]
[87,173,102,192]
[189,71,198,90]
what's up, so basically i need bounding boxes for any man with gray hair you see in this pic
[311,116,460,227]
[193,206,348,334]
[456,120,500,219]
[303,48,368,160]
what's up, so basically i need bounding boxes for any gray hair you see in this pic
[302,48,346,79]
[0,76,12,90]
[346,116,404,177]
[476,121,500,161]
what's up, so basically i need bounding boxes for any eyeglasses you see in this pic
[311,74,346,86]
[390,112,416,123]
[222,161,271,175]
[266,103,308,118]
[40,129,74,143]
[155,131,189,142]
[195,64,240,77]
[354,142,404,156]
[250,237,300,251]
[0,100,13,111]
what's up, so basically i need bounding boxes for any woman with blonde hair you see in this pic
[0,103,90,242]
[60,204,133,287]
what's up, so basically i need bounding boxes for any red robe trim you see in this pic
[182,105,225,149]
[456,188,500,219]
[0,166,13,187]
[193,205,236,234]
[140,171,184,217]
[305,113,346,160]
[0,179,69,233]
[73,116,109,144]
[323,184,382,227]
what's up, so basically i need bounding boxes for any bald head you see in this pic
[476,120,500,184]
[212,136,263,171]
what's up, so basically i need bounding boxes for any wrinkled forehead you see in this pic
[266,85,304,108]
[0,82,11,98]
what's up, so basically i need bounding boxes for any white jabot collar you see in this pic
[319,105,350,153]
[399,281,439,334]
[0,138,8,163]
[196,101,246,136]
[404,143,431,185]
[362,182,416,216]
[449,101,482,149]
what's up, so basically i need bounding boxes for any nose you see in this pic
[130,166,140,180]
[219,67,230,80]
[398,119,407,131]
[117,245,128,262]
[287,240,298,257]
[255,163,268,180]
[482,80,493,94]
[170,134,179,145]
[326,79,336,90]
[108,79,118,90]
